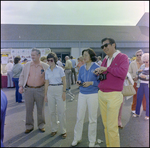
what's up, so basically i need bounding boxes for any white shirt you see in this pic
[106,50,120,67]
[57,60,63,67]
[45,65,65,84]
[98,60,102,66]
[5,63,13,72]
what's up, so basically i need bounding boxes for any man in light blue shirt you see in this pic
[70,56,77,84]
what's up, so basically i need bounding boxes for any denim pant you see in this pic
[12,78,22,102]
[136,83,149,117]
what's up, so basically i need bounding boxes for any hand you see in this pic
[44,96,48,102]
[138,69,143,72]
[139,74,146,79]
[98,66,107,73]
[133,77,138,81]
[93,68,101,75]
[82,82,93,87]
[19,86,23,94]
[76,81,81,86]
[62,92,66,101]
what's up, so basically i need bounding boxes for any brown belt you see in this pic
[26,85,44,88]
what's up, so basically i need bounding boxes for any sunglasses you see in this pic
[143,61,149,63]
[136,54,142,57]
[101,43,111,49]
[47,59,54,62]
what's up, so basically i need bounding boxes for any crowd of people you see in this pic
[1,37,149,147]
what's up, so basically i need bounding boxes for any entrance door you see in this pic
[55,52,70,64]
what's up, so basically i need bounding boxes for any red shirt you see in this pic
[98,53,129,92]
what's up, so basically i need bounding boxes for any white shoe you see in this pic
[89,142,95,147]
[71,140,81,146]
[132,110,135,114]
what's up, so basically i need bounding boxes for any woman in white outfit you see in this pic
[71,48,100,147]
[44,52,67,139]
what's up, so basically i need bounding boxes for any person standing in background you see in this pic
[57,57,63,67]
[133,53,149,120]
[97,56,102,66]
[76,56,84,71]
[40,56,47,63]
[1,90,8,147]
[5,60,14,88]
[70,56,77,85]
[129,49,146,114]
[64,56,72,90]
[12,56,23,103]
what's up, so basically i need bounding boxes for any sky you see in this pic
[1,1,149,26]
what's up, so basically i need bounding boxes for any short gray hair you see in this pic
[141,53,149,61]
[135,49,143,55]
[32,48,41,55]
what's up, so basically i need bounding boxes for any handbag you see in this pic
[122,78,136,96]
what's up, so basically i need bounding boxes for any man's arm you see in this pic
[18,67,25,94]
[107,54,129,80]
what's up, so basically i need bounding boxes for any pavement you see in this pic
[2,84,149,147]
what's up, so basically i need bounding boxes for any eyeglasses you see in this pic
[47,59,54,62]
[136,54,142,57]
[143,61,149,63]
[101,43,111,49]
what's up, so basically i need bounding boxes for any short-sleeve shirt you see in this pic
[45,65,65,84]
[70,59,76,68]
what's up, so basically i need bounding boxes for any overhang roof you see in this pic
[1,24,149,42]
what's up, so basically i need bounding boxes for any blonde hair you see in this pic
[40,56,47,62]
[141,53,149,62]
[79,56,83,61]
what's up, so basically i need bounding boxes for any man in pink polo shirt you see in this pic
[94,38,129,147]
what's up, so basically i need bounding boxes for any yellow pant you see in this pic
[98,90,123,147]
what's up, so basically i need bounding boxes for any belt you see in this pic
[49,84,63,86]
[26,85,44,88]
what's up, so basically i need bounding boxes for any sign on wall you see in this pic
[1,54,9,64]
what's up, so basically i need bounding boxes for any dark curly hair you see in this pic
[47,52,58,64]
[14,56,21,64]
[82,48,97,62]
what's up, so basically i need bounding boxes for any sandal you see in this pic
[133,114,139,117]
[118,125,123,129]
[145,116,149,120]
[61,133,67,139]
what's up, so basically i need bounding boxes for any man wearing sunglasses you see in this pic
[129,49,146,114]
[19,48,49,134]
[94,37,129,147]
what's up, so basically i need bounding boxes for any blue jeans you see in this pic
[12,78,22,102]
[136,83,149,117]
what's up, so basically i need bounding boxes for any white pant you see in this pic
[73,92,99,143]
[47,85,66,134]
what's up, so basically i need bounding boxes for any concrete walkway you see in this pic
[2,84,149,147]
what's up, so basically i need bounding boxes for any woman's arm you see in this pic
[44,80,49,102]
[61,76,66,101]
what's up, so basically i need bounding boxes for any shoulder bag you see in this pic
[122,78,136,96]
